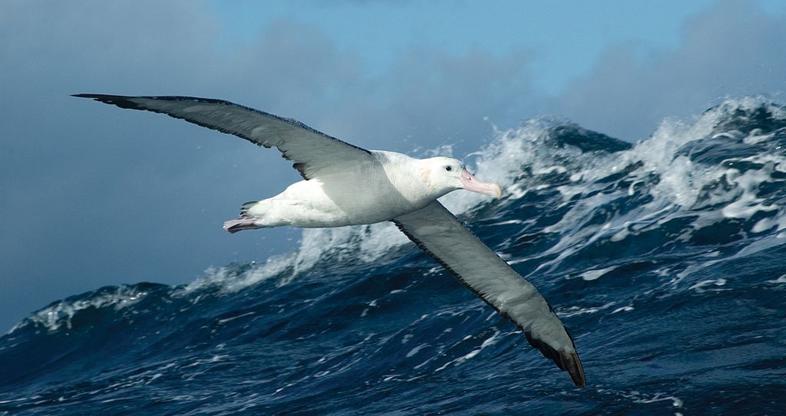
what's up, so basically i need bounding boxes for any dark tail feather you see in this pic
[240,201,258,217]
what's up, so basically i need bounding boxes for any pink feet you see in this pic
[223,218,259,233]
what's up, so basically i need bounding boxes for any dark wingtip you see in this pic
[72,93,108,99]
[71,93,139,109]
[525,332,586,388]
[563,350,586,388]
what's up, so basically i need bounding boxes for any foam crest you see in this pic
[10,285,149,333]
[536,98,786,252]
[443,119,599,213]
[181,221,411,294]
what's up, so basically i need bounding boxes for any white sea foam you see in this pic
[689,278,728,293]
[539,98,786,279]
[556,302,616,318]
[11,286,149,333]
[634,393,684,408]
[434,329,501,372]
[767,274,786,284]
[580,266,617,281]
[405,343,429,358]
[612,305,634,314]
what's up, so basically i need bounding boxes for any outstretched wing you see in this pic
[393,201,585,387]
[73,94,372,179]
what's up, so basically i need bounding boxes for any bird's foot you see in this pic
[223,218,259,233]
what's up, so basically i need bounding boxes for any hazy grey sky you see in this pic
[1,0,785,330]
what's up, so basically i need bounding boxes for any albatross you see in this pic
[74,94,586,387]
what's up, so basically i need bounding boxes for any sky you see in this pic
[1,0,785,331]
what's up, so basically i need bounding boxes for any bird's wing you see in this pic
[393,201,586,387]
[73,94,372,180]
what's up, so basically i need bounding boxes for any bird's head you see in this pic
[421,157,502,198]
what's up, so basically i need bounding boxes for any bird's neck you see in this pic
[375,151,444,208]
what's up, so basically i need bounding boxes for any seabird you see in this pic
[74,94,586,387]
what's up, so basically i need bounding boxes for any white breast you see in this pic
[253,151,433,227]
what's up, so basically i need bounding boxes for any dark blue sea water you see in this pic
[2,98,786,415]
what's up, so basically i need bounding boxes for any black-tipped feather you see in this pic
[525,332,585,387]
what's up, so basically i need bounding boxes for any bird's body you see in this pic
[75,93,586,387]
[235,151,438,229]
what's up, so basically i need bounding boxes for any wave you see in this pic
[3,97,786,415]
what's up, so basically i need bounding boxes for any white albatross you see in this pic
[74,94,586,387]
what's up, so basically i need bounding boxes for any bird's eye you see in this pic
[445,166,453,172]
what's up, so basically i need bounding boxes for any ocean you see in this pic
[2,97,786,415]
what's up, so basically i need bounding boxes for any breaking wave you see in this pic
[3,97,786,415]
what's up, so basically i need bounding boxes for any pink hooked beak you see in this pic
[460,169,502,198]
